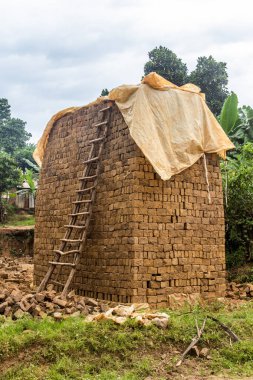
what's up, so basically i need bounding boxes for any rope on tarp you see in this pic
[203,154,211,204]
[224,160,228,207]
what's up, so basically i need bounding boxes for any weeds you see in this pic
[0,302,252,379]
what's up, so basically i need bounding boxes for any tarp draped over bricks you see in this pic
[109,72,234,180]
[33,73,234,180]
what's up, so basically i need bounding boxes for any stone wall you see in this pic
[34,102,226,307]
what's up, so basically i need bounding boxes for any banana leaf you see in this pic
[219,92,239,134]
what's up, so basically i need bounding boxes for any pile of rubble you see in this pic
[0,287,100,319]
[86,304,169,328]
[0,256,33,292]
[226,282,253,299]
[0,287,169,328]
[0,256,169,327]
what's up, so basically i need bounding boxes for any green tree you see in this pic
[101,88,109,96]
[0,96,34,173]
[221,143,253,266]
[144,46,188,86]
[14,143,37,172]
[189,56,228,115]
[0,152,21,222]
[0,152,21,194]
[143,49,229,115]
[0,118,31,155]
[0,98,36,220]
[0,98,11,120]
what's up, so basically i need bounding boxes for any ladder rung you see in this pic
[76,186,95,193]
[72,200,92,204]
[49,261,76,267]
[99,106,112,112]
[61,239,82,243]
[53,249,80,256]
[69,212,90,216]
[89,136,105,144]
[51,280,65,287]
[83,157,99,164]
[79,174,97,180]
[94,121,108,127]
[64,224,86,229]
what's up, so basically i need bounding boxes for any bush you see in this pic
[221,143,253,267]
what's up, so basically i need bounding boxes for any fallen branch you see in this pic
[176,317,207,367]
[207,316,240,342]
[175,314,240,368]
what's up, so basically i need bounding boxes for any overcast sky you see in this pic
[0,0,252,143]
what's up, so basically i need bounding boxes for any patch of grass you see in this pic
[7,217,35,226]
[211,340,253,376]
[0,214,35,227]
[0,213,35,227]
[2,364,45,380]
[0,302,253,379]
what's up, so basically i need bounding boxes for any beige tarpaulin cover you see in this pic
[33,98,104,167]
[34,72,234,180]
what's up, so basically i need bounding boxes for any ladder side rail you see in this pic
[61,108,112,297]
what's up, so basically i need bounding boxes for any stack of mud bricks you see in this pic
[34,102,226,308]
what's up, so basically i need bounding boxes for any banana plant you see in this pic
[219,92,253,148]
[21,169,37,197]
[231,106,253,146]
[23,158,40,174]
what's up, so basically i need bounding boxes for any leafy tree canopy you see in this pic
[0,152,22,194]
[14,143,37,172]
[144,48,229,114]
[0,98,11,121]
[221,143,253,266]
[144,46,188,86]
[0,98,32,157]
[0,118,31,155]
[189,56,229,115]
[101,88,109,96]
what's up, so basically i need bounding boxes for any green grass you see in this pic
[0,214,35,227]
[0,302,253,379]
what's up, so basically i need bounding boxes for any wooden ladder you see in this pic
[37,101,113,298]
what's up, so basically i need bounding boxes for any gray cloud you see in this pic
[0,0,252,142]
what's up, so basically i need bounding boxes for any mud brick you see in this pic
[0,301,8,313]
[10,289,23,302]
[34,102,226,308]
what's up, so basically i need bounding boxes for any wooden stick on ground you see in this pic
[176,317,207,367]
[207,316,240,342]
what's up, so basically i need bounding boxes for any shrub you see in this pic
[221,143,253,267]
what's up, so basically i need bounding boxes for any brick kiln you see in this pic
[34,107,226,307]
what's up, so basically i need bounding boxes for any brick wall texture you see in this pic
[34,102,226,308]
